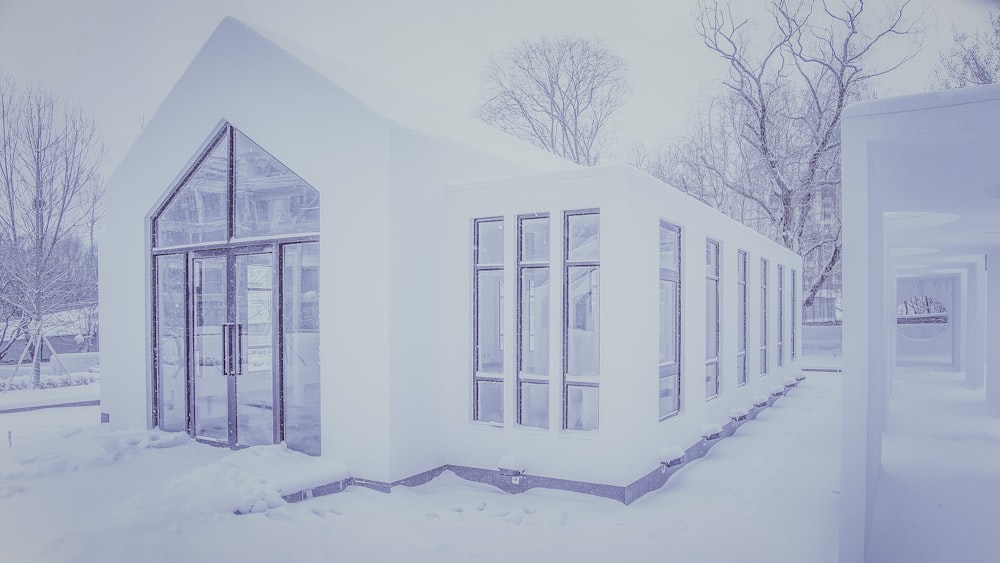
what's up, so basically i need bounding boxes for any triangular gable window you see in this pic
[152,124,319,248]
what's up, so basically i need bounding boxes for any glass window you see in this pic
[155,254,188,432]
[282,243,321,455]
[564,210,599,430]
[777,264,785,368]
[234,131,320,239]
[760,258,769,375]
[517,214,550,428]
[154,135,229,247]
[737,250,748,386]
[791,269,798,362]
[706,239,720,399]
[659,221,681,419]
[474,218,504,424]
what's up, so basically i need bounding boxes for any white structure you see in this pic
[100,18,803,502]
[841,86,1000,561]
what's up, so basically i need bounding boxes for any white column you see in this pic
[965,260,986,388]
[987,249,1000,414]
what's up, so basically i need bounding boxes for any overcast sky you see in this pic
[0,0,994,178]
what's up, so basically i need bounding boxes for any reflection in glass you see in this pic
[705,363,719,399]
[519,216,550,262]
[659,220,681,419]
[566,385,599,431]
[156,254,187,432]
[519,268,549,376]
[737,250,748,386]
[660,226,679,270]
[519,382,548,429]
[234,131,320,239]
[476,270,504,374]
[706,277,719,360]
[777,265,785,367]
[567,267,600,376]
[155,137,229,247]
[567,213,599,261]
[659,373,679,417]
[476,219,504,265]
[476,380,503,424]
[760,259,769,375]
[283,243,321,455]
[659,280,677,365]
[193,256,228,442]
[236,253,275,446]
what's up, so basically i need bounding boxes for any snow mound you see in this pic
[111,443,349,522]
[659,445,685,463]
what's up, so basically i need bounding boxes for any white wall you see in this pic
[444,166,801,486]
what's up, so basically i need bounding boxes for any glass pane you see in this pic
[706,240,719,276]
[706,278,719,360]
[519,216,550,262]
[519,382,548,428]
[283,243,321,455]
[234,130,320,238]
[476,380,503,424]
[567,267,599,377]
[155,136,229,247]
[659,373,679,417]
[566,385,599,431]
[738,279,747,353]
[567,213,599,261]
[705,362,719,398]
[476,219,504,265]
[660,223,679,271]
[659,280,678,365]
[193,257,228,442]
[476,270,504,374]
[236,253,275,446]
[155,254,187,432]
[737,353,747,386]
[519,267,549,376]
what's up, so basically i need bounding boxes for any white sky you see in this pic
[0,0,994,178]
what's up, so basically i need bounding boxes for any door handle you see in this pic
[235,323,243,377]
[221,323,236,377]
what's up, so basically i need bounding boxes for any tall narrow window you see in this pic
[154,254,187,432]
[659,221,682,419]
[777,264,785,367]
[706,239,721,399]
[474,218,504,424]
[760,258,769,375]
[518,214,550,428]
[737,250,748,386]
[564,210,600,431]
[791,269,798,362]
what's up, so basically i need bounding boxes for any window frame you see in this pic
[705,238,721,400]
[777,264,785,368]
[516,212,551,429]
[736,249,748,387]
[562,208,600,431]
[760,258,769,376]
[791,268,798,362]
[659,220,682,420]
[472,217,505,425]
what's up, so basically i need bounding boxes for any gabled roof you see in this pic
[217,17,577,174]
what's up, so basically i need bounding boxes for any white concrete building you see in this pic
[100,18,803,502]
[841,85,1000,561]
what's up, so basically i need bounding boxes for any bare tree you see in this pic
[0,75,103,383]
[476,35,630,166]
[642,0,923,316]
[934,12,1000,89]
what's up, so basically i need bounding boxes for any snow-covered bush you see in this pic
[0,372,100,392]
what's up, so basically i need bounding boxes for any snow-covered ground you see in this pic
[866,367,1000,563]
[0,373,840,563]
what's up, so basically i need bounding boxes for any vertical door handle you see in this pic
[235,323,243,377]
[221,323,230,377]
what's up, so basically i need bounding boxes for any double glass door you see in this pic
[192,250,276,447]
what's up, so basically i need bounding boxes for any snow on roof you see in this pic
[844,82,1000,119]
[221,17,577,174]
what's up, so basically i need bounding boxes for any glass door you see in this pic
[234,252,276,446]
[190,250,277,447]
[192,254,230,443]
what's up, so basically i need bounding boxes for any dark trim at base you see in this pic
[272,387,798,509]
[0,400,101,414]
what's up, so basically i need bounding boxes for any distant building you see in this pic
[100,18,802,502]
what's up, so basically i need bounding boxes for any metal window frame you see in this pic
[705,238,721,400]
[516,212,550,428]
[777,264,785,368]
[562,209,600,431]
[148,123,319,452]
[760,258,769,376]
[472,217,504,424]
[736,249,748,387]
[791,268,798,362]
[659,220,682,421]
